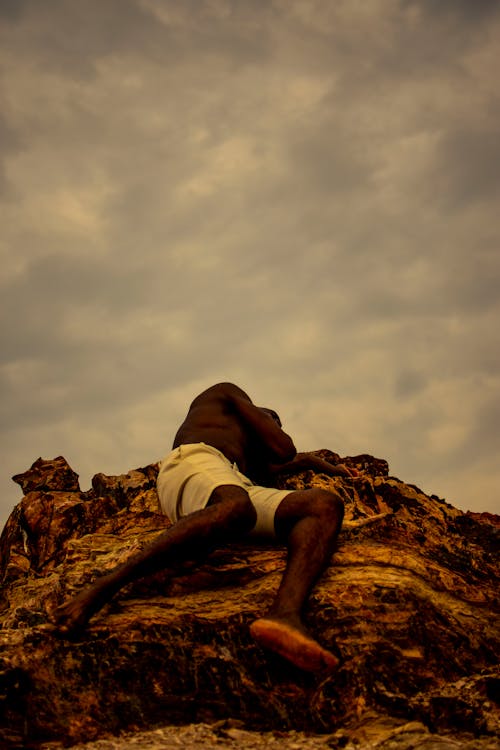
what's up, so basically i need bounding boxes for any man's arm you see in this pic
[230,395,297,462]
[268,452,358,478]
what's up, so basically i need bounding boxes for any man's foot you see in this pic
[50,584,108,637]
[249,617,339,673]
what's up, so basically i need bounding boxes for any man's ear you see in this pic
[261,408,282,427]
[272,411,282,427]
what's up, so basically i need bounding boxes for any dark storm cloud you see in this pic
[0,254,156,358]
[464,396,500,459]
[431,127,500,209]
[280,0,498,93]
[403,0,499,22]
[350,248,500,325]
[286,128,374,195]
[0,107,26,198]
[1,0,166,77]
[1,0,274,79]
[0,0,27,21]
[393,369,427,398]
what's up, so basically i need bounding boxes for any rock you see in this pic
[0,454,498,749]
[42,718,500,750]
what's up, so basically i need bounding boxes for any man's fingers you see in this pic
[335,464,359,477]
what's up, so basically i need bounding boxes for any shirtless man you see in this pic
[53,383,353,673]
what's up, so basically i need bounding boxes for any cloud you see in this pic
[1,0,499,526]
[431,127,500,209]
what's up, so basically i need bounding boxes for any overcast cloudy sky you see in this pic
[1,0,499,529]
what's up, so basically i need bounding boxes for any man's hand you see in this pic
[327,462,358,478]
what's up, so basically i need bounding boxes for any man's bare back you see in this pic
[172,383,296,476]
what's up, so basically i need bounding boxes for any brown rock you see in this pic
[12,455,81,494]
[0,454,498,749]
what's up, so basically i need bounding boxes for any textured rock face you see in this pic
[0,453,498,749]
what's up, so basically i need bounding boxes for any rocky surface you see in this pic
[0,453,498,749]
[38,718,500,750]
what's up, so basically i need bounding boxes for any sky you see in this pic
[1,0,499,530]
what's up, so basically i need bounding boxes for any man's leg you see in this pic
[52,486,257,635]
[250,488,344,673]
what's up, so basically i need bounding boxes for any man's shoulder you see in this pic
[192,382,250,405]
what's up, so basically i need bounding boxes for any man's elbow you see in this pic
[274,436,296,463]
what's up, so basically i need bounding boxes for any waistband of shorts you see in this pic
[163,442,234,466]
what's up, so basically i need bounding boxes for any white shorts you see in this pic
[156,442,292,537]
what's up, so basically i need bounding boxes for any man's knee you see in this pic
[275,488,344,538]
[208,485,257,534]
[306,489,344,524]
